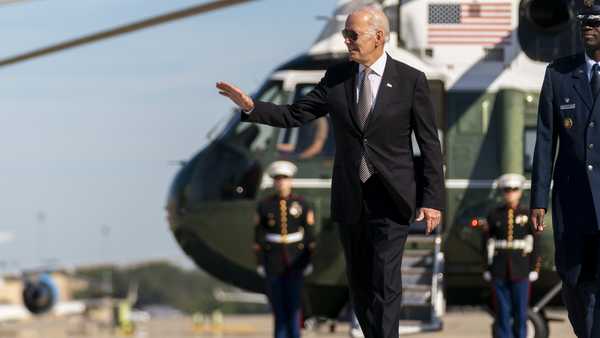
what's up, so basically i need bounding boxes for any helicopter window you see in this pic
[185,81,289,203]
[276,83,335,159]
[524,127,537,172]
[226,81,287,152]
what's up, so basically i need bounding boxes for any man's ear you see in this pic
[376,30,384,45]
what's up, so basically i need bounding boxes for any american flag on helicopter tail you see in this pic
[427,2,513,46]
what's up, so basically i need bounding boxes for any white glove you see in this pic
[256,265,266,277]
[529,271,539,282]
[483,271,492,282]
[303,264,314,276]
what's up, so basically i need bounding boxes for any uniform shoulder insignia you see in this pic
[549,53,582,72]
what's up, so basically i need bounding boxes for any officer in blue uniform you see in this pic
[253,161,316,338]
[483,174,541,338]
[531,1,600,336]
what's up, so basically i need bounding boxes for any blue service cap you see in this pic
[578,0,600,16]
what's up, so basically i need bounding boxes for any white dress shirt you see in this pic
[356,52,387,105]
[585,52,599,81]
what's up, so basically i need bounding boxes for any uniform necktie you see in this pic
[592,63,600,100]
[357,68,374,183]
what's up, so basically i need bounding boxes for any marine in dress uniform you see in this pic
[531,1,600,336]
[483,174,541,338]
[253,161,316,338]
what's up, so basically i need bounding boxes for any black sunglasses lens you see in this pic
[580,18,600,27]
[342,29,358,41]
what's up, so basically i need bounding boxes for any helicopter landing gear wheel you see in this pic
[527,309,549,338]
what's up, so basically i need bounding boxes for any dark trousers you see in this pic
[563,282,600,338]
[338,175,409,338]
[492,279,530,338]
[562,235,600,338]
[266,271,303,338]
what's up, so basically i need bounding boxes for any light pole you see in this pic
[100,225,112,296]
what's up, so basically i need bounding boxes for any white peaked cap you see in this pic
[266,161,298,178]
[497,173,526,189]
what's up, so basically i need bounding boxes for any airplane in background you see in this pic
[0,270,85,322]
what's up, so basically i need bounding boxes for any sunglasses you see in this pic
[341,29,377,42]
[342,29,360,41]
[502,187,520,193]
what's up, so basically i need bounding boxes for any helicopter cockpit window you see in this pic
[276,83,335,159]
[221,80,287,153]
[185,81,288,203]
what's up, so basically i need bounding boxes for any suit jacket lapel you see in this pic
[344,62,362,132]
[364,55,394,131]
[572,57,593,112]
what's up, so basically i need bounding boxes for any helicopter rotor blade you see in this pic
[0,0,39,5]
[0,0,255,68]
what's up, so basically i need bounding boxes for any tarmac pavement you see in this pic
[0,308,575,337]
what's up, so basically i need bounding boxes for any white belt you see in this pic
[265,232,304,244]
[487,235,533,264]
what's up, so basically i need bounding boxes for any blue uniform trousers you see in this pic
[493,279,530,338]
[266,271,303,338]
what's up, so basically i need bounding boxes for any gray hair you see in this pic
[351,5,390,42]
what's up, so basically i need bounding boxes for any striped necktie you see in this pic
[357,68,374,183]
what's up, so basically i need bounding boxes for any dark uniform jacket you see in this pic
[242,54,445,225]
[254,193,316,276]
[484,204,541,280]
[531,53,600,286]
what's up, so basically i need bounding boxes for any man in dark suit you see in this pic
[216,6,444,338]
[531,1,600,337]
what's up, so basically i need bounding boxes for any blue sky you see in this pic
[0,0,337,271]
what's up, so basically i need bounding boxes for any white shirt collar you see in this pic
[358,52,387,76]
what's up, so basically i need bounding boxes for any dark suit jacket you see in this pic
[531,53,600,286]
[242,54,445,225]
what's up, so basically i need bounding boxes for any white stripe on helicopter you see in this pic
[260,177,532,189]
